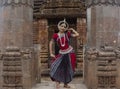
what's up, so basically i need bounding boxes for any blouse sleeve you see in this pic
[67,31,71,38]
[52,33,58,42]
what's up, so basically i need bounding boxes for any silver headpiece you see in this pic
[57,18,69,31]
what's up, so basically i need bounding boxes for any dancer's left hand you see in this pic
[68,28,74,31]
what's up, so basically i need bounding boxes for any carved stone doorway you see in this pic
[37,18,86,80]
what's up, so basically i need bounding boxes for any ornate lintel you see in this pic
[34,0,86,17]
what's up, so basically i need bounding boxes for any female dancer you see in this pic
[49,19,79,88]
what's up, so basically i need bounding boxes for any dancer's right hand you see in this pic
[50,53,55,58]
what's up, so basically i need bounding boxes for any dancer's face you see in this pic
[58,23,66,33]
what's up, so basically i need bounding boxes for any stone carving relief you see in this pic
[85,48,98,61]
[2,46,23,88]
[0,0,33,7]
[97,46,117,88]
[39,30,48,50]
[21,48,32,60]
[0,50,3,60]
[85,46,118,88]
[115,47,120,59]
[0,46,33,89]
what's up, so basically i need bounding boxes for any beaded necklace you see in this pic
[58,33,66,47]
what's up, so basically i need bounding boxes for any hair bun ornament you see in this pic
[57,18,69,31]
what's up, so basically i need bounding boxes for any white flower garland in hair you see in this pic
[57,18,69,31]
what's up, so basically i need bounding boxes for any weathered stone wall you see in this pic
[76,18,86,73]
[84,46,120,89]
[84,47,98,89]
[85,0,120,89]
[87,6,120,48]
[0,0,36,89]
[0,0,33,48]
[38,19,49,76]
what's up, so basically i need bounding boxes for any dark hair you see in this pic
[59,22,67,28]
[57,19,69,30]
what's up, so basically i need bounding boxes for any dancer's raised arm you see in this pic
[68,28,79,37]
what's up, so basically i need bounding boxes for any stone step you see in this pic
[32,82,87,89]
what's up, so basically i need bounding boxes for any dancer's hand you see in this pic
[50,53,55,58]
[68,28,74,31]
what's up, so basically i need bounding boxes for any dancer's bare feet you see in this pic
[56,82,60,89]
[64,84,70,88]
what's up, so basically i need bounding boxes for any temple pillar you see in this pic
[0,0,36,89]
[85,0,120,89]
[38,19,49,76]
[76,18,86,74]
[33,21,41,83]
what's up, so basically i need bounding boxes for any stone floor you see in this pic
[32,77,88,89]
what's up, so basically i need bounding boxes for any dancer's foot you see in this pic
[56,82,60,89]
[64,84,70,88]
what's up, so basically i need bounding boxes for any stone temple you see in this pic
[0,0,120,89]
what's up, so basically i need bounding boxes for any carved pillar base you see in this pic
[84,47,98,89]
[84,46,120,89]
[0,0,35,89]
[0,46,35,89]
[2,47,23,89]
